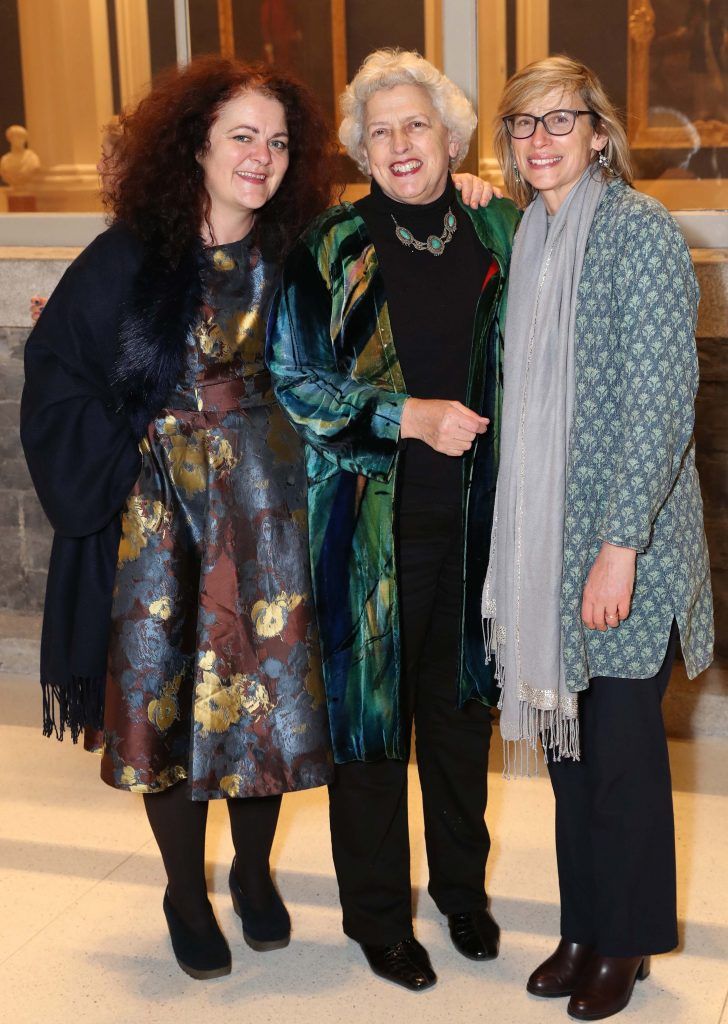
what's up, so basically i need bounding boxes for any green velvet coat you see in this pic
[267,197,519,763]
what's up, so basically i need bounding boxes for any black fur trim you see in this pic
[111,246,205,439]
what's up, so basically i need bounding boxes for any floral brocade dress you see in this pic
[96,237,333,800]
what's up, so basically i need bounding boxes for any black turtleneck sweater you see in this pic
[356,176,492,508]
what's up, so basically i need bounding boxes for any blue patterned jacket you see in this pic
[562,178,713,689]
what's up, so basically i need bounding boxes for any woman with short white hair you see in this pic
[338,47,477,172]
[269,48,519,991]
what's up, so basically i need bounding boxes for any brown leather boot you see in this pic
[526,939,594,997]
[567,954,651,1020]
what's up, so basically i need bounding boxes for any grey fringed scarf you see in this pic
[482,167,606,775]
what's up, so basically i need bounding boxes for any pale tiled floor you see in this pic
[1,671,727,1024]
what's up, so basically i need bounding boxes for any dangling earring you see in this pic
[598,150,609,169]
[512,160,521,184]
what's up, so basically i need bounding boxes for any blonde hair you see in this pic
[494,55,633,209]
[339,48,477,174]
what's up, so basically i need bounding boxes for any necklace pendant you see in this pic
[391,205,457,255]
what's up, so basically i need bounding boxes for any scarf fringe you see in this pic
[482,612,506,701]
[499,706,580,780]
[484,614,580,779]
[41,676,105,744]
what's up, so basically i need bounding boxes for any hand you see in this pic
[452,173,503,208]
[400,398,489,456]
[581,541,637,631]
[29,295,47,322]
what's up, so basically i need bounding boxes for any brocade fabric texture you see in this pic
[96,237,333,799]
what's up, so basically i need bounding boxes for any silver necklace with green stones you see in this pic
[391,207,457,255]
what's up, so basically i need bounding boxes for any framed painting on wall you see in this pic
[628,0,728,197]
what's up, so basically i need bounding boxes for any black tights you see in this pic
[143,784,282,929]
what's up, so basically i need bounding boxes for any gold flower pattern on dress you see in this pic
[194,658,275,737]
[101,237,332,799]
[212,249,236,271]
[219,774,246,797]
[149,596,172,620]
[197,307,266,366]
[195,676,249,736]
[147,672,182,733]
[207,435,236,472]
[251,592,303,638]
[197,650,276,717]
[117,496,167,564]
[119,764,139,787]
[239,679,274,718]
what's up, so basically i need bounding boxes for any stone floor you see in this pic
[1,620,727,1024]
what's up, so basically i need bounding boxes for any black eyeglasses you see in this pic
[503,109,597,139]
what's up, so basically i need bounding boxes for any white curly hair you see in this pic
[339,48,477,175]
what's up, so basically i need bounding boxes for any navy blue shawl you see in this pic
[20,224,203,740]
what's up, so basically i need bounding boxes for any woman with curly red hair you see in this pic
[21,56,338,980]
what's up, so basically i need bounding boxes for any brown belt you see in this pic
[193,373,273,411]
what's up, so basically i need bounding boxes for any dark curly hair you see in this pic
[104,55,340,263]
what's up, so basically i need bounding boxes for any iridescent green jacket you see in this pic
[267,197,520,763]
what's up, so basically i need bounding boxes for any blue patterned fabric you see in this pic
[562,178,714,689]
[98,239,333,798]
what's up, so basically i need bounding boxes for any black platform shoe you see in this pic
[162,889,231,980]
[447,908,500,961]
[360,937,437,991]
[229,860,291,952]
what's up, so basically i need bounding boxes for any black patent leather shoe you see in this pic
[162,889,231,980]
[527,939,594,998]
[447,908,500,961]
[229,860,290,952]
[360,937,437,991]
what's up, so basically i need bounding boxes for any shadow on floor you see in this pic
[1,834,727,959]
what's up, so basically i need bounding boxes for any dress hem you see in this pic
[99,764,334,800]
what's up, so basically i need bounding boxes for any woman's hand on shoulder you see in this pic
[452,173,503,208]
[400,397,489,456]
[581,541,637,632]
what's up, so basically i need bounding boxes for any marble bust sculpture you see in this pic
[0,125,41,190]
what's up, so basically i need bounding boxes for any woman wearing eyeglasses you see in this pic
[483,57,713,1020]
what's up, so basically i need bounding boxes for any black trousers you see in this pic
[328,503,493,945]
[547,621,679,957]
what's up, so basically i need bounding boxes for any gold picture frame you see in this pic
[214,0,347,126]
[628,0,728,149]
